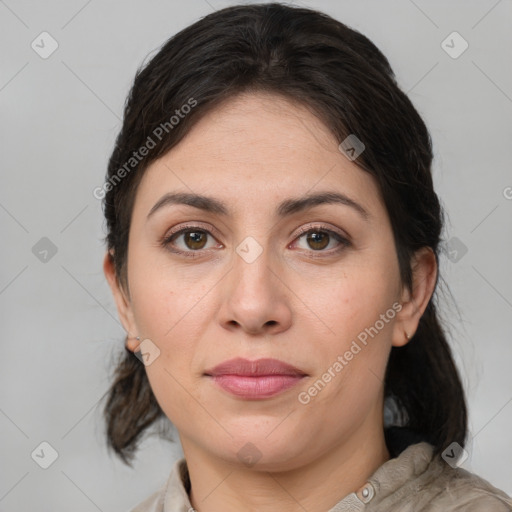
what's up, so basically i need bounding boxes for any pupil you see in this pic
[307,232,328,250]
[186,232,206,249]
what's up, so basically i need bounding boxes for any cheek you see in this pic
[303,266,397,342]
[294,260,399,407]
[128,255,209,342]
[144,363,202,439]
[132,269,207,427]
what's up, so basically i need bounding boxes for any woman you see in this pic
[101,3,512,511]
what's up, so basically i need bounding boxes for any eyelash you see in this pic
[160,223,351,259]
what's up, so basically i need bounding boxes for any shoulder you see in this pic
[434,459,512,512]
[425,458,512,511]
[368,442,512,511]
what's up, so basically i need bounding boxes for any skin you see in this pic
[104,91,437,512]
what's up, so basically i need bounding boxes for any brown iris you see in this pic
[184,231,208,250]
[306,231,330,250]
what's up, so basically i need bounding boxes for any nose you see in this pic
[217,245,293,337]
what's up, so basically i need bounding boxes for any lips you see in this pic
[205,357,306,377]
[204,357,307,399]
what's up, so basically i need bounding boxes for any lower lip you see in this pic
[209,375,305,399]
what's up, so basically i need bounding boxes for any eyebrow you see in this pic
[147,191,370,221]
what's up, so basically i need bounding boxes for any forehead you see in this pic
[134,91,385,218]
[175,91,340,164]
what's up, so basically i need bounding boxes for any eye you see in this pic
[291,226,350,254]
[161,225,221,257]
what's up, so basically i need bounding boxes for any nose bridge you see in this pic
[218,234,292,334]
[231,235,275,302]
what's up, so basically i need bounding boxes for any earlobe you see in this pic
[103,251,138,344]
[126,336,141,353]
[392,247,437,347]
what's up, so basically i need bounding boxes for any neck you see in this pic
[182,422,390,512]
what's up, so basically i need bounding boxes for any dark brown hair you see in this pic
[101,2,467,466]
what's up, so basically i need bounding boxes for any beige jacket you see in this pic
[130,442,512,511]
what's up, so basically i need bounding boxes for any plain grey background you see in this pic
[1,0,511,510]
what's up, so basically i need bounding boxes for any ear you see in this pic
[392,247,437,348]
[103,251,139,352]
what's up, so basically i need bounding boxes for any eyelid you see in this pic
[163,221,222,240]
[292,223,350,242]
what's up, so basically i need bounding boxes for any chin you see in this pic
[208,430,313,472]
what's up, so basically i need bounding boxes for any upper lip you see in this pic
[204,357,307,377]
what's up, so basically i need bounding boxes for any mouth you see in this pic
[204,358,307,400]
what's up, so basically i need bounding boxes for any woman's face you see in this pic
[110,92,414,470]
